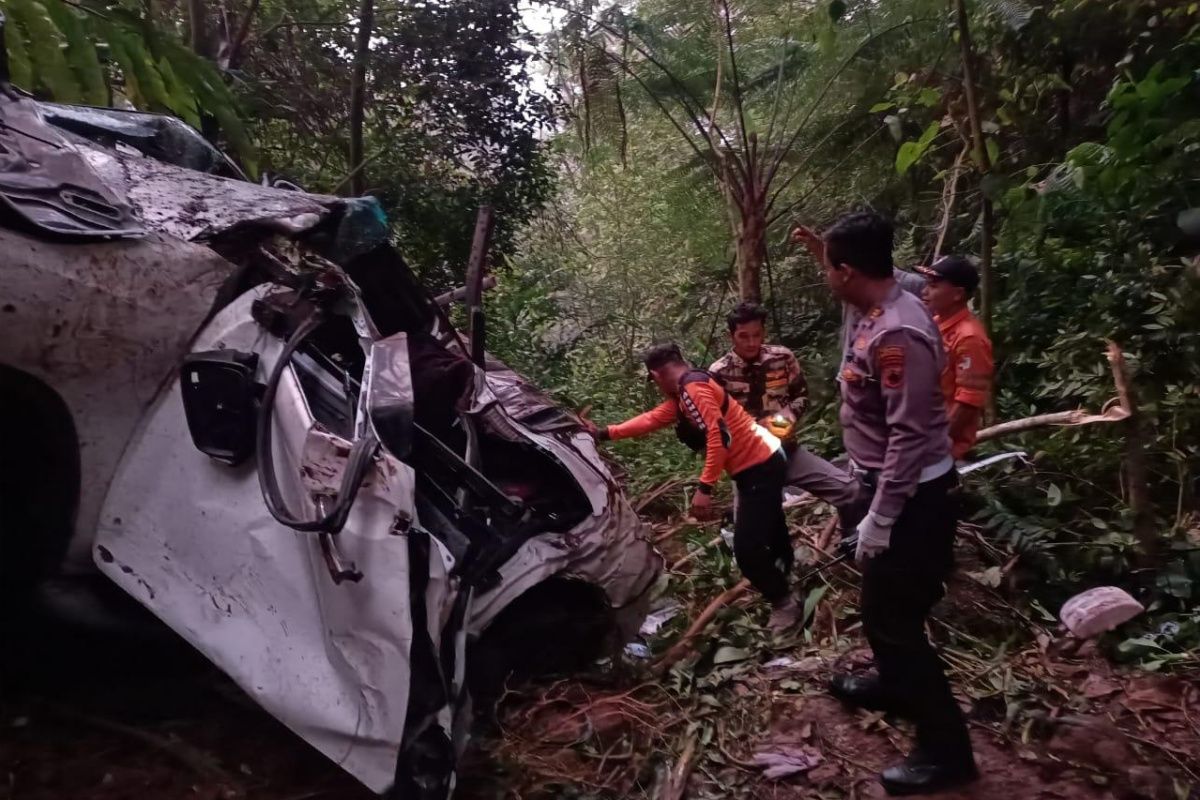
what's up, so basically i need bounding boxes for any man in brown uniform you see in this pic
[709,303,862,513]
[818,212,977,795]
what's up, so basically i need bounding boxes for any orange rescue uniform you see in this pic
[935,307,994,458]
[605,375,779,490]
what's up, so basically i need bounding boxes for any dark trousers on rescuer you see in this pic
[731,450,792,601]
[861,469,973,762]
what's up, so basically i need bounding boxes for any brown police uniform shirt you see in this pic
[839,284,952,519]
[709,344,809,420]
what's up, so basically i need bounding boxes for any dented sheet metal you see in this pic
[0,227,241,571]
[78,143,333,242]
[467,374,662,639]
[95,289,451,793]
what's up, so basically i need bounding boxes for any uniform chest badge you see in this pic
[841,366,862,384]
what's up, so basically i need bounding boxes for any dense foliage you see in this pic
[0,0,556,286]
[488,0,1200,665]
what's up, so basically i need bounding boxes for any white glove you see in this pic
[855,511,896,563]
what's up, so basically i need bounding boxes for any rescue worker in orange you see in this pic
[916,256,994,460]
[582,343,805,631]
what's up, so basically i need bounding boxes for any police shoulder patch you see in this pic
[878,345,905,389]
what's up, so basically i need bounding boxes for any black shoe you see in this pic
[879,753,978,796]
[828,672,896,712]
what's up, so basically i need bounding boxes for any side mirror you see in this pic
[180,350,260,466]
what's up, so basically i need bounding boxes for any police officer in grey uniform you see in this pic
[816,212,977,795]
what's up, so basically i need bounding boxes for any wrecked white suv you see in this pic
[0,83,661,795]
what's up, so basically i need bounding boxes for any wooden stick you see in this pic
[670,534,723,571]
[1106,340,1156,557]
[660,733,699,800]
[815,515,839,552]
[654,578,751,674]
[975,405,1127,443]
[433,275,497,306]
[636,479,686,513]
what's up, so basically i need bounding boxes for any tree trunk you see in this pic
[188,0,213,58]
[347,0,375,197]
[735,200,767,304]
[722,151,765,304]
[954,0,993,334]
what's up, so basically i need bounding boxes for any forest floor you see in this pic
[3,500,1198,800]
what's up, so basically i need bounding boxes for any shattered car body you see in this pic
[0,80,661,794]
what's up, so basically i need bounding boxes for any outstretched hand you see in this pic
[577,405,600,438]
[790,225,824,259]
[689,491,717,522]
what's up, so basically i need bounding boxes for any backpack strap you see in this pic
[679,369,729,414]
[676,370,732,452]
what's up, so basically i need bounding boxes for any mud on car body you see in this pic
[0,57,661,795]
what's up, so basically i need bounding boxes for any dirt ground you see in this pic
[3,535,1198,800]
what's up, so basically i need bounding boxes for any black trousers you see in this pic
[861,469,973,761]
[732,450,791,602]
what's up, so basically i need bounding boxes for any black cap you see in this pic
[916,255,979,293]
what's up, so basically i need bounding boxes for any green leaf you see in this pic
[41,0,107,105]
[986,137,1001,166]
[869,101,896,113]
[7,0,82,102]
[157,39,257,174]
[3,9,35,90]
[895,121,940,175]
[802,584,828,627]
[107,27,170,109]
[155,55,200,129]
[916,87,941,108]
[1046,483,1062,506]
[713,646,751,665]
[896,141,921,175]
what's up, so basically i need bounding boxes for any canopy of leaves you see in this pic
[1,0,256,171]
[496,0,1200,634]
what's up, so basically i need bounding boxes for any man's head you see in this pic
[726,302,768,361]
[821,211,895,305]
[917,255,978,317]
[641,342,690,397]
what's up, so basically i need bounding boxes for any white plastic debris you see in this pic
[639,602,681,637]
[1060,586,1144,638]
[720,526,736,549]
[624,642,652,659]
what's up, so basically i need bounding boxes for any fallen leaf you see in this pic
[714,646,752,665]
[1121,681,1182,714]
[1080,674,1120,699]
[808,763,842,785]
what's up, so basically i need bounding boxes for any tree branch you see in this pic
[225,0,262,70]
[347,0,375,196]
[765,18,935,190]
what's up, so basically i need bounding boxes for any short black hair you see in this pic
[823,211,894,279]
[726,302,768,332]
[641,342,687,371]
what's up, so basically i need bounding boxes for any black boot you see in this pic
[879,750,978,796]
[828,672,897,712]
